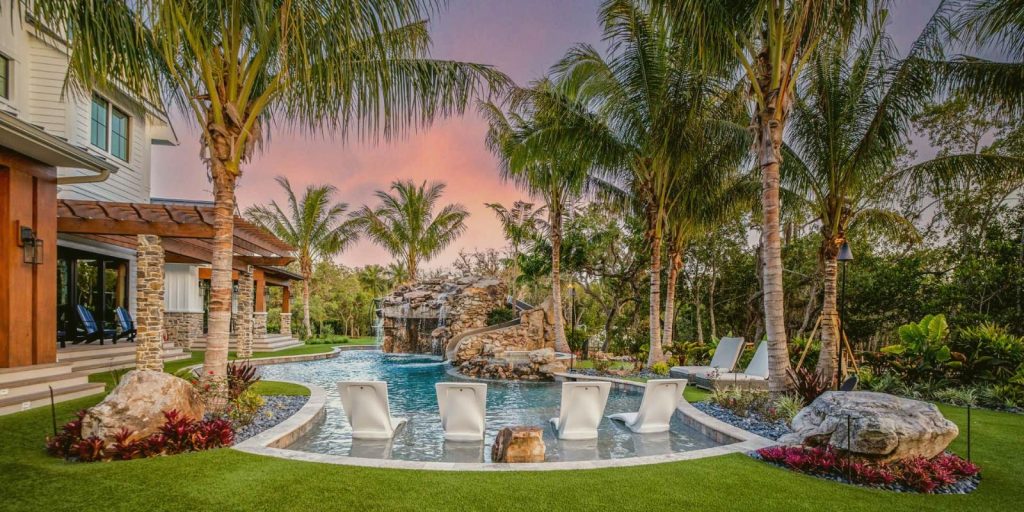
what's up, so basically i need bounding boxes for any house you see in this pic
[0,7,300,415]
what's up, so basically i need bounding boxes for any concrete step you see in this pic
[0,370,93,401]
[0,382,106,416]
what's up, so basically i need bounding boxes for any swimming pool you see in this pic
[257,350,722,463]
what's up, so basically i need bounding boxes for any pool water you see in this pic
[257,351,721,463]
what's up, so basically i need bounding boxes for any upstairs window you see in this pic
[111,107,129,161]
[90,95,131,162]
[0,55,9,99]
[90,96,108,150]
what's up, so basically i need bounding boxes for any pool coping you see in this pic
[232,358,775,471]
[181,344,377,374]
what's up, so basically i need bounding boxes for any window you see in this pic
[90,96,108,150]
[0,54,9,99]
[89,95,131,162]
[111,107,129,161]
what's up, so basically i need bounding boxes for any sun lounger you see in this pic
[549,381,611,440]
[435,382,487,441]
[338,381,408,440]
[669,337,744,380]
[710,341,770,390]
[608,378,686,433]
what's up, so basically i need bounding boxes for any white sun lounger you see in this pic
[669,337,744,379]
[338,381,408,440]
[435,382,488,442]
[712,341,770,390]
[549,381,611,440]
[608,378,686,433]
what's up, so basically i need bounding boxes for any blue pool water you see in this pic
[258,351,721,462]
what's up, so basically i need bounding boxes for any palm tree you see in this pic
[785,14,1023,382]
[480,82,592,354]
[245,177,359,338]
[485,200,546,298]
[353,180,469,281]
[33,0,505,385]
[655,0,870,392]
[546,0,748,365]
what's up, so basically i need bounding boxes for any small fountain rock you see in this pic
[491,426,546,463]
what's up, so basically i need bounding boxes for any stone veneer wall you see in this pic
[253,312,267,343]
[236,266,254,358]
[165,312,202,349]
[135,235,165,371]
[279,313,291,336]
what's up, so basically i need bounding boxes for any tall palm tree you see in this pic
[353,180,469,281]
[545,0,748,365]
[785,13,1023,382]
[656,0,870,392]
[485,200,546,298]
[245,177,359,338]
[32,0,505,385]
[480,81,592,354]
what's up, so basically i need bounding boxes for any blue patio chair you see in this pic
[114,307,137,343]
[75,305,117,345]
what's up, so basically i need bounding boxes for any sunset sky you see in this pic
[152,0,941,271]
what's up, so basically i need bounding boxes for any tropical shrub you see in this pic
[485,306,517,326]
[226,361,261,400]
[708,389,803,424]
[787,367,831,403]
[650,361,670,376]
[879,315,961,382]
[772,395,806,424]
[756,445,979,493]
[951,323,1024,384]
[229,389,266,427]
[46,409,235,462]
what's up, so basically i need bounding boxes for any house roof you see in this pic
[0,110,118,175]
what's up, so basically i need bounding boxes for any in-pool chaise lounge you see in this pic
[550,381,611,440]
[709,341,770,390]
[338,381,408,439]
[608,379,687,433]
[669,336,744,380]
[435,382,487,442]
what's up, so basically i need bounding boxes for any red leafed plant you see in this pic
[45,408,235,463]
[757,445,979,493]
[786,367,831,403]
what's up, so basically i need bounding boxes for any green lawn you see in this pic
[304,335,378,345]
[2,391,1020,511]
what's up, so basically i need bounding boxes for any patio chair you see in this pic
[114,307,137,343]
[549,381,611,440]
[435,382,487,442]
[669,337,744,380]
[710,341,770,389]
[75,305,116,345]
[608,379,687,434]
[338,381,408,440]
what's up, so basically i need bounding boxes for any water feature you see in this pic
[257,351,723,463]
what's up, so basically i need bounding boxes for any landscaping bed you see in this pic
[234,395,309,442]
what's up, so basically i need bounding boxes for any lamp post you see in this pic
[836,240,854,389]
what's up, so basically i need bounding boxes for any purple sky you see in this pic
[152,0,941,270]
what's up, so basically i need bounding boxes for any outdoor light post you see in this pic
[837,240,854,389]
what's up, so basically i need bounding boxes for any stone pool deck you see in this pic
[232,360,774,471]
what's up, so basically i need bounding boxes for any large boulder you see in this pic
[491,426,545,463]
[779,391,958,461]
[81,370,206,443]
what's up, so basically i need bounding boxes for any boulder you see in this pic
[491,426,546,463]
[81,370,206,443]
[528,348,556,364]
[779,391,959,461]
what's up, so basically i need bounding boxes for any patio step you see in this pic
[191,334,304,352]
[0,363,71,385]
[0,368,94,402]
[0,382,107,416]
[59,344,192,374]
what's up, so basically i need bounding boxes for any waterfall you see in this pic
[373,315,384,347]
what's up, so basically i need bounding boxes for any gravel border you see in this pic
[234,395,309,443]
[691,401,793,441]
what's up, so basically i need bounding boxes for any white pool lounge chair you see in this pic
[669,337,744,379]
[549,381,611,440]
[608,378,686,433]
[337,381,408,440]
[435,382,488,442]
[712,341,770,390]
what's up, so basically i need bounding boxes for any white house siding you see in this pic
[164,264,204,313]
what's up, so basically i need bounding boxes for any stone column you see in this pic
[280,286,292,337]
[165,312,203,349]
[236,265,254,358]
[135,235,165,371]
[252,270,267,345]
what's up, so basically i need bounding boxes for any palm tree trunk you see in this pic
[758,114,793,393]
[816,251,840,384]
[661,249,682,350]
[695,300,704,344]
[647,228,666,366]
[550,206,569,353]
[709,260,718,339]
[302,277,312,339]
[201,164,237,397]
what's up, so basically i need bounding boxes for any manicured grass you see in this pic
[250,381,310,397]
[3,392,1020,512]
[305,335,378,345]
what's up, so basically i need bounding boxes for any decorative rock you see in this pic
[491,426,546,463]
[779,391,959,461]
[528,348,556,364]
[81,370,206,443]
